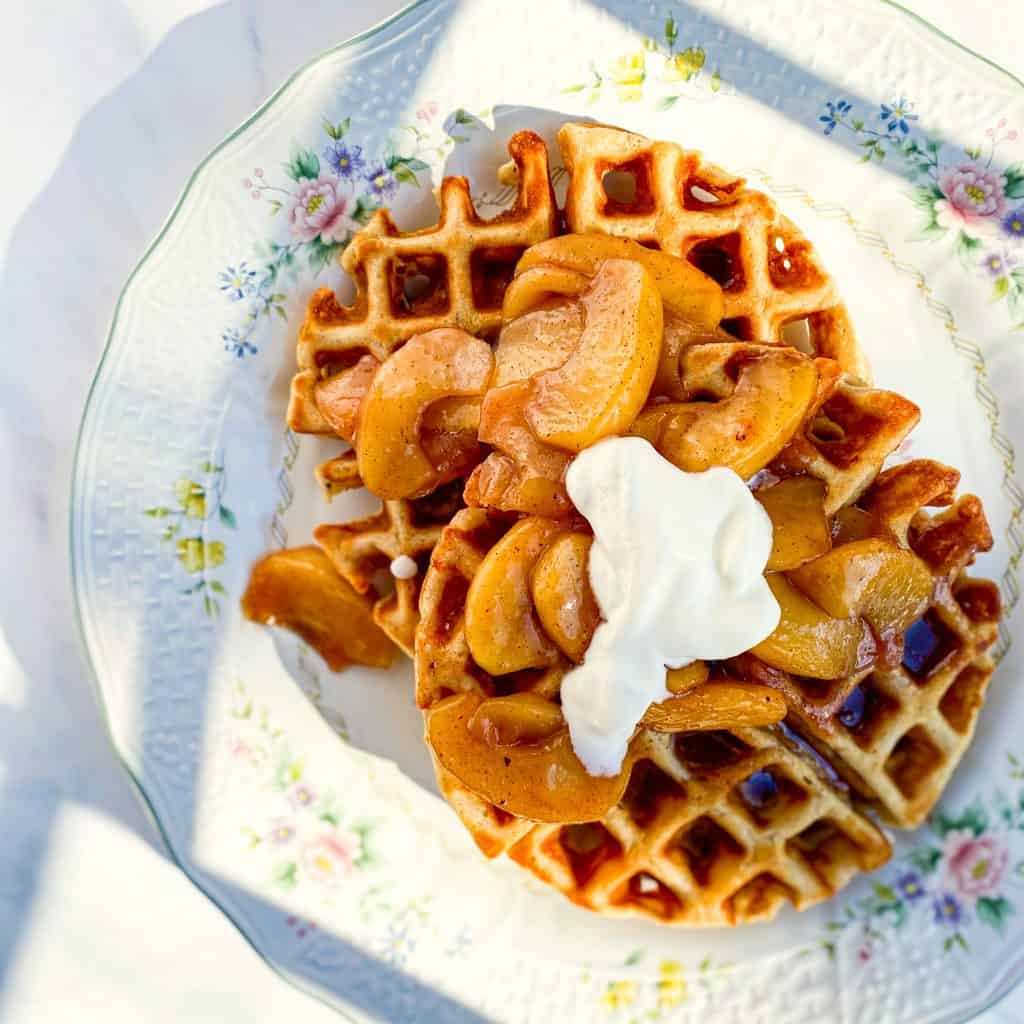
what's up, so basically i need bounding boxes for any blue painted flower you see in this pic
[365,165,399,199]
[324,141,364,180]
[819,99,851,136]
[879,97,918,135]
[218,262,258,301]
[222,327,257,358]
[897,871,926,903]
[933,892,965,926]
[1002,206,1024,239]
[982,251,1011,277]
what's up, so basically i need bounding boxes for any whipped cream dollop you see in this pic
[560,437,780,776]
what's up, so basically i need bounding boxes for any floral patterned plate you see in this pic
[71,0,1024,1020]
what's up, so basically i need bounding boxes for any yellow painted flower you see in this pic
[175,538,225,573]
[662,47,705,83]
[608,51,645,102]
[656,960,688,1008]
[601,979,639,1011]
[174,478,207,518]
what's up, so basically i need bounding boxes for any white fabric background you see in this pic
[0,1,1019,1021]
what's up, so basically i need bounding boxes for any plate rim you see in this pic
[68,2,1024,1021]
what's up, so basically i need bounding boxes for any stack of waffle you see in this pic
[251,121,1000,926]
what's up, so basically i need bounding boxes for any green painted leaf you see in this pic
[319,810,340,826]
[405,157,430,172]
[993,276,1011,301]
[272,861,298,889]
[822,941,836,959]
[199,461,221,473]
[268,199,282,216]
[664,13,678,44]
[1004,163,1024,196]
[209,580,227,595]
[322,116,340,140]
[977,896,1013,933]
[926,138,941,155]
[203,594,219,617]
[908,846,942,875]
[872,882,897,902]
[656,95,681,112]
[910,184,943,209]
[454,108,474,125]
[954,231,984,268]
[624,949,644,966]
[710,70,721,93]
[965,145,982,160]
[393,164,419,186]
[449,134,470,144]
[562,83,586,94]
[852,119,864,131]
[219,505,237,529]
[943,935,954,953]
[913,222,947,241]
[144,506,172,518]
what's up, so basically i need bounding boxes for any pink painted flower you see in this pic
[417,101,439,122]
[935,162,1007,232]
[857,943,873,964]
[941,829,1008,901]
[300,832,357,887]
[287,176,357,244]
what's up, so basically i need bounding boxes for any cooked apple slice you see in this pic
[665,661,710,693]
[464,517,564,675]
[832,506,877,545]
[516,234,724,328]
[751,573,874,679]
[754,476,831,571]
[467,693,565,746]
[426,693,633,822]
[420,396,483,481]
[502,264,592,322]
[464,380,572,517]
[493,301,583,387]
[357,328,493,499]
[526,259,663,451]
[241,547,396,670]
[530,530,601,662]
[787,538,933,644]
[313,354,380,442]
[652,313,725,399]
[641,682,786,732]
[631,345,818,479]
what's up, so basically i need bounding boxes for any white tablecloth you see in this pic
[0,2,1020,1021]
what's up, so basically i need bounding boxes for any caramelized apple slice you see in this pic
[787,538,933,654]
[464,517,564,675]
[641,682,786,732]
[357,328,493,499]
[526,259,663,451]
[665,661,710,694]
[502,265,592,322]
[754,476,831,571]
[313,354,380,442]
[468,693,565,746]
[530,531,601,662]
[420,396,482,480]
[426,693,633,822]
[751,573,874,679]
[493,301,583,387]
[653,313,725,400]
[631,346,818,480]
[832,506,877,545]
[464,380,572,517]
[241,547,396,671]
[516,234,724,327]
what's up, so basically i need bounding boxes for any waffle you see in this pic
[316,478,464,656]
[557,122,869,382]
[287,130,558,435]
[731,460,999,828]
[417,509,891,925]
